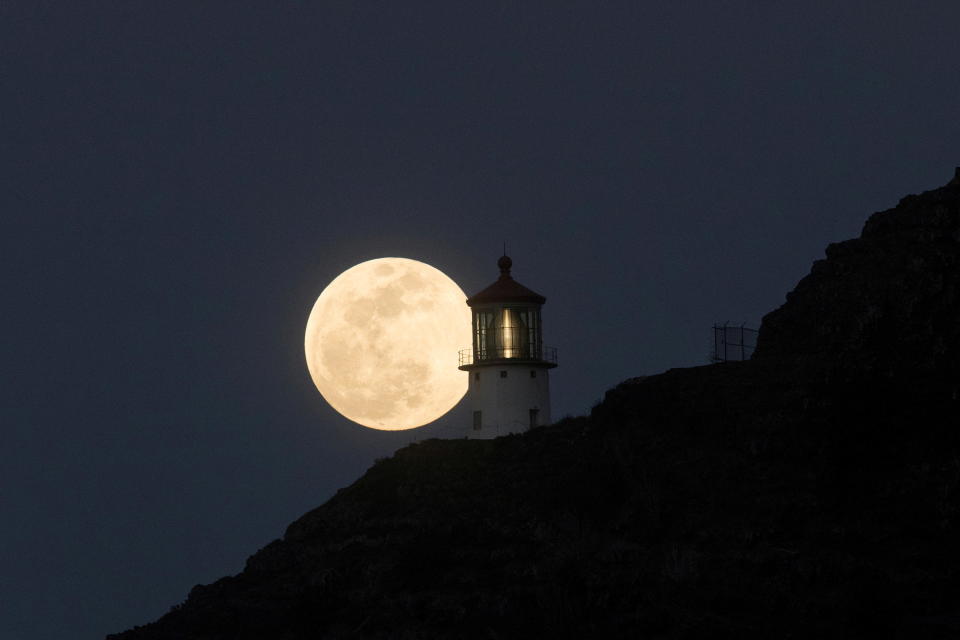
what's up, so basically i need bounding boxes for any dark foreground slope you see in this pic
[111,170,960,639]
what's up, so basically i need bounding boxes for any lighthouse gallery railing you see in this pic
[458,346,558,367]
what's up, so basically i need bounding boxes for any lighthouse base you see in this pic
[463,363,551,439]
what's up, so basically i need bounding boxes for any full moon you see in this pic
[304,257,471,430]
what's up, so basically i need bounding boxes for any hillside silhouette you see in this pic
[110,169,960,639]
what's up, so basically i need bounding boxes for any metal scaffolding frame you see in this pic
[711,322,757,363]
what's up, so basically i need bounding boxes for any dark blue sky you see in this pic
[2,3,958,638]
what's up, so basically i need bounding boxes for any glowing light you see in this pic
[501,308,517,358]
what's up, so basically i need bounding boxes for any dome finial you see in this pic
[497,253,512,277]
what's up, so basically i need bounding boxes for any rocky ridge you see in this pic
[110,169,960,639]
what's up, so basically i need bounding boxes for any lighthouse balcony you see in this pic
[458,346,558,370]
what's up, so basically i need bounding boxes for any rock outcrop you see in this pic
[109,170,960,639]
[756,167,960,381]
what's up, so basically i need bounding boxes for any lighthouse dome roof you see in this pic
[466,255,547,307]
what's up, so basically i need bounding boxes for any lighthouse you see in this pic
[458,255,557,438]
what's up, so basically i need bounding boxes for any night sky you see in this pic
[2,3,959,638]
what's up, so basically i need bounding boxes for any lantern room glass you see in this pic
[472,306,541,361]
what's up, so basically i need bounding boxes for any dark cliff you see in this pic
[110,170,960,639]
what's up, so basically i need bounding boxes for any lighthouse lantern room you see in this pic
[458,255,557,438]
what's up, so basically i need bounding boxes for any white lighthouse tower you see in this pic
[458,255,557,438]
